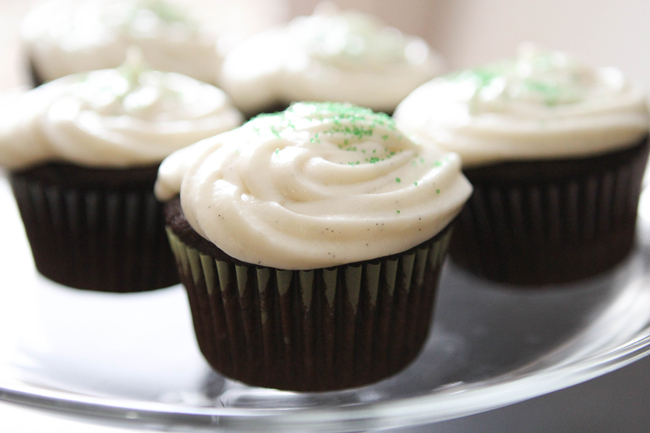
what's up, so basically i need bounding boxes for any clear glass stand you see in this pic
[2,175,650,432]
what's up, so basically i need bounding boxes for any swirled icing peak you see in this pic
[23,0,220,84]
[219,3,443,115]
[120,0,194,27]
[292,2,429,69]
[0,55,243,169]
[394,43,649,166]
[458,43,624,113]
[155,102,472,270]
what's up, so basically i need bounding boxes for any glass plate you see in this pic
[2,174,650,432]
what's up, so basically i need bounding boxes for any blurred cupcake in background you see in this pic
[0,49,243,292]
[394,43,650,285]
[219,2,444,118]
[22,0,223,86]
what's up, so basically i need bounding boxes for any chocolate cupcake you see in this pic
[22,0,222,87]
[155,102,471,391]
[394,43,650,286]
[219,3,444,118]
[0,53,243,292]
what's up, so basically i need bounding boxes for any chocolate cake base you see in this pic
[245,103,393,121]
[164,197,453,391]
[28,57,45,88]
[10,162,179,292]
[450,137,650,286]
[243,102,291,121]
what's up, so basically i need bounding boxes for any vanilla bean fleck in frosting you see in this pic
[219,3,444,116]
[155,102,471,270]
[23,0,221,85]
[394,43,650,167]
[0,52,242,169]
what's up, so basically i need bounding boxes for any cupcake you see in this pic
[155,102,472,391]
[219,3,444,118]
[0,52,243,292]
[22,0,222,87]
[394,43,650,285]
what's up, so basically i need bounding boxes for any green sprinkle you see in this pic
[244,102,399,147]
[396,210,401,214]
[436,189,440,194]
[141,0,192,24]
[396,178,401,183]
[449,66,501,87]
[414,182,418,186]
[275,148,279,155]
[382,135,388,140]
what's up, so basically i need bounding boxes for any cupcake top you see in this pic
[23,0,221,85]
[0,51,242,169]
[219,3,444,116]
[394,43,650,167]
[155,102,471,270]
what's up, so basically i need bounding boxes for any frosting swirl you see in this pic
[155,102,471,270]
[394,43,650,167]
[219,3,444,116]
[23,0,221,85]
[0,53,242,169]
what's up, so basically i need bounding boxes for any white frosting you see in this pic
[22,0,221,85]
[394,44,650,167]
[155,102,472,270]
[0,54,243,169]
[219,3,444,116]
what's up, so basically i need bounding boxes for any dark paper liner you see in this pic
[9,162,179,293]
[164,201,453,391]
[450,137,650,286]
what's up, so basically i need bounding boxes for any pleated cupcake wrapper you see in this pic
[166,227,452,392]
[10,174,178,292]
[450,141,649,286]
